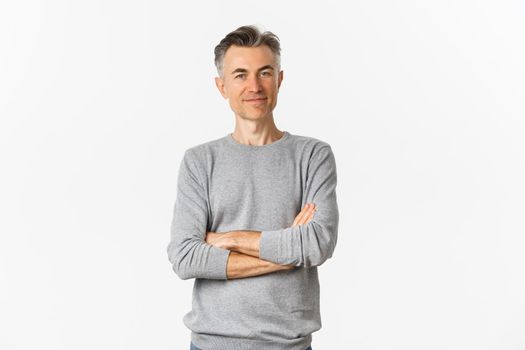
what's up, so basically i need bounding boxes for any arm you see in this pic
[211,146,338,268]
[218,203,319,279]
[206,230,261,257]
[167,149,318,280]
[206,203,319,258]
[226,251,294,279]
[166,149,231,280]
[257,145,339,267]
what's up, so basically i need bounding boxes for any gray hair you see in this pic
[214,25,281,78]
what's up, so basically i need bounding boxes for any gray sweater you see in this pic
[167,131,339,350]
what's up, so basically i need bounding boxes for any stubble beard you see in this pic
[237,105,271,121]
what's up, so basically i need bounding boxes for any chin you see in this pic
[239,114,264,121]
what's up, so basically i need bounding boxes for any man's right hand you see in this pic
[210,203,317,274]
[270,203,317,271]
[292,203,317,227]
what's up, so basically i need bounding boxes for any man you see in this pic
[167,25,339,350]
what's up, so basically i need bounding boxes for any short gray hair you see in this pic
[214,25,281,78]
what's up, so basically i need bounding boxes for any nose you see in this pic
[246,75,262,93]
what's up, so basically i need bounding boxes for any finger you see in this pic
[292,204,307,226]
[292,203,311,226]
[297,203,317,225]
[205,232,218,244]
[303,204,317,224]
[297,203,313,224]
[295,203,314,226]
[304,205,317,224]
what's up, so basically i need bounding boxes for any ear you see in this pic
[215,76,228,99]
[277,70,284,90]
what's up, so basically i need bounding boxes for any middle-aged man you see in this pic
[167,24,339,350]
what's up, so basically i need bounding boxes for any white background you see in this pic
[1,1,524,349]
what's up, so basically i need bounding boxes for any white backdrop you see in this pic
[1,1,524,349]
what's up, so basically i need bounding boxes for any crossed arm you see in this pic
[205,203,318,279]
[168,145,338,281]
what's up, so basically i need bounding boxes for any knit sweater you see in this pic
[167,130,339,350]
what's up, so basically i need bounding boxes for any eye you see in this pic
[235,74,246,79]
[261,71,271,76]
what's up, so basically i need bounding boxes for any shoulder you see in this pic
[183,135,224,160]
[288,132,335,155]
[179,135,226,177]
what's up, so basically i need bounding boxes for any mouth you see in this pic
[244,98,267,105]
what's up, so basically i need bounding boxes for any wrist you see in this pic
[225,231,239,250]
[225,230,261,257]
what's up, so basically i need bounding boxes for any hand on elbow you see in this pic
[205,231,232,250]
[292,203,318,227]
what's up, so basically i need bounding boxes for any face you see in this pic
[215,45,283,121]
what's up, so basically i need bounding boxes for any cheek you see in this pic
[229,98,243,110]
[267,83,278,94]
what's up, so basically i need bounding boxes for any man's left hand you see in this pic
[205,231,232,249]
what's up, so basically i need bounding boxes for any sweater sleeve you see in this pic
[259,145,339,267]
[166,149,231,280]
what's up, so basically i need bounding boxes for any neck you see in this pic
[230,117,284,146]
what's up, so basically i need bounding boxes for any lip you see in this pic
[244,98,267,104]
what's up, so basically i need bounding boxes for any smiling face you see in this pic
[215,45,283,121]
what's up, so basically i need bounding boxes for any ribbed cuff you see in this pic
[207,245,231,280]
[259,229,282,264]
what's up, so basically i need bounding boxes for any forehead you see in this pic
[223,45,277,70]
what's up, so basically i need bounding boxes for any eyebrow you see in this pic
[230,65,274,75]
